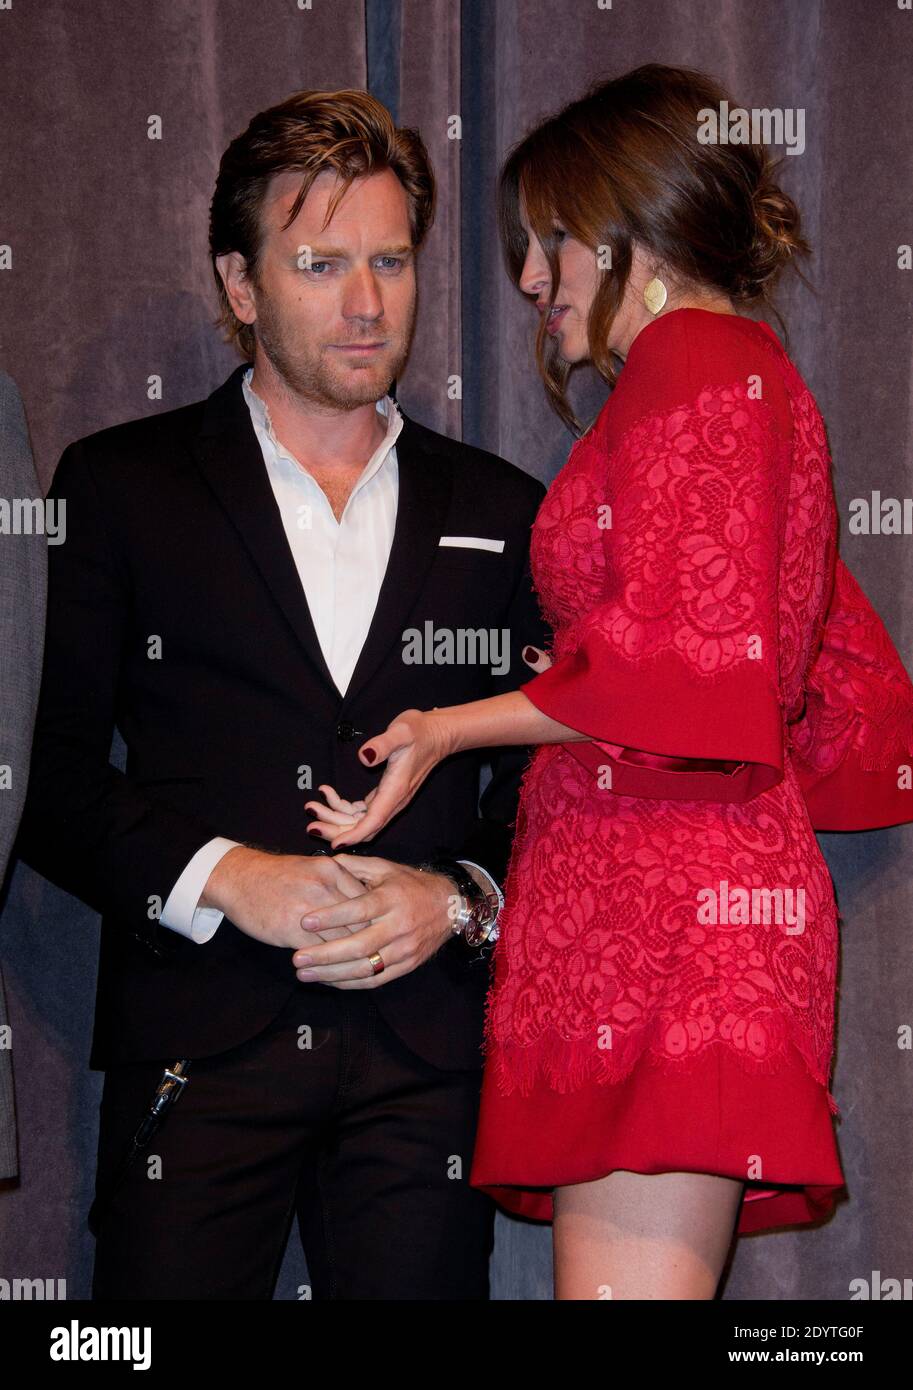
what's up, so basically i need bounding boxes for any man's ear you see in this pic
[215,250,257,326]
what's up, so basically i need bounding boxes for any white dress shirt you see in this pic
[159,368,498,943]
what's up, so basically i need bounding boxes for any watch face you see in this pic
[463,894,499,946]
[463,919,486,947]
[476,893,500,926]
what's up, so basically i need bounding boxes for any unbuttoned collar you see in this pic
[241,365,403,491]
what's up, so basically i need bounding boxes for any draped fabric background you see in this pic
[0,0,910,1300]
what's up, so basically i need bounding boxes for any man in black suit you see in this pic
[14,88,546,1300]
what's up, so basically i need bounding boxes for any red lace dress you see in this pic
[470,307,913,1234]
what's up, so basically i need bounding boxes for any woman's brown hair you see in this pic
[209,88,436,361]
[499,63,813,434]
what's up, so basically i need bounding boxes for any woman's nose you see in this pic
[518,254,549,298]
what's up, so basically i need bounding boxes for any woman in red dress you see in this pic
[305,65,913,1298]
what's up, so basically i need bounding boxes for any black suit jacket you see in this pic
[15,364,548,1071]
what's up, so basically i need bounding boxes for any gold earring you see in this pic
[643,277,668,315]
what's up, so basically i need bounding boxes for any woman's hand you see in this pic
[522,643,552,673]
[305,783,372,834]
[305,650,553,847]
[305,708,454,849]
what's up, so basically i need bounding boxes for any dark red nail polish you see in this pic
[523,646,537,662]
[307,826,322,837]
[362,747,376,764]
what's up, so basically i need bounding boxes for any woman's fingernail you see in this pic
[362,747,376,764]
[307,826,323,837]
[523,646,538,663]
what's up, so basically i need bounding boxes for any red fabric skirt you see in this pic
[469,1038,846,1235]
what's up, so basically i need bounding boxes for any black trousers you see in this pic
[91,984,496,1300]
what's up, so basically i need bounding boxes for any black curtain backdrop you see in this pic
[0,0,911,1301]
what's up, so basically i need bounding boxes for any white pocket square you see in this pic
[438,536,505,553]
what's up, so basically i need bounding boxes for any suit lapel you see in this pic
[190,367,453,708]
[341,406,452,708]
[191,364,338,698]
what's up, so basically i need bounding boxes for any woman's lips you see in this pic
[545,306,569,335]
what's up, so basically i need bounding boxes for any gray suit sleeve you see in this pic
[0,372,48,1180]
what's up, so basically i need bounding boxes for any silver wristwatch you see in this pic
[419,858,502,946]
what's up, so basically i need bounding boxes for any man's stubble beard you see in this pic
[253,285,416,411]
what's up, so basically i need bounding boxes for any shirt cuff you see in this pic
[160,836,244,944]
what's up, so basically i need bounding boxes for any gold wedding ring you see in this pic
[368,952,385,976]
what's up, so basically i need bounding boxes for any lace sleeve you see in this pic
[789,557,913,829]
[522,381,792,802]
